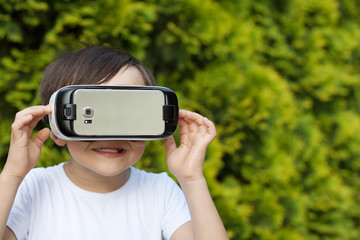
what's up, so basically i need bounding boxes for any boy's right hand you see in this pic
[2,105,52,184]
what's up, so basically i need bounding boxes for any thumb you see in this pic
[32,128,51,149]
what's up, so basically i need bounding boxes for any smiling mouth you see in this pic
[94,148,124,154]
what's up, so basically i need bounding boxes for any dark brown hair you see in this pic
[39,46,156,104]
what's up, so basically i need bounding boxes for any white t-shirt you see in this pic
[7,163,191,240]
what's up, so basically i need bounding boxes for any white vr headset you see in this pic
[46,85,179,141]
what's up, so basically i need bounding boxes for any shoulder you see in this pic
[130,169,191,239]
[27,163,64,179]
[130,167,172,183]
[20,163,66,191]
[129,167,180,194]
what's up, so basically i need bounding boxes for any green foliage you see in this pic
[1,0,360,239]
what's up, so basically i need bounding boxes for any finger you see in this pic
[28,114,48,132]
[180,110,207,127]
[178,118,193,147]
[179,111,198,134]
[185,114,212,136]
[11,114,34,139]
[178,109,188,118]
[179,114,197,134]
[31,128,51,149]
[178,118,190,136]
[179,110,199,121]
[15,105,52,122]
[179,110,216,136]
[164,136,177,154]
[24,114,50,138]
[14,106,52,133]
[203,117,217,141]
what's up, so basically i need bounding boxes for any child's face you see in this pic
[62,66,147,177]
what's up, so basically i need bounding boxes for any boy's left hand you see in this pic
[164,110,217,183]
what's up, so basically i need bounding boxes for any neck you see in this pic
[63,161,130,193]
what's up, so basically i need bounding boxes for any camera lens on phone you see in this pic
[83,107,94,118]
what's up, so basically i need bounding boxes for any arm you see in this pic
[164,110,228,240]
[0,105,52,240]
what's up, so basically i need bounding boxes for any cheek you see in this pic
[66,142,89,159]
[131,142,146,158]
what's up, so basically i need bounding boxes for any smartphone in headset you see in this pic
[48,85,179,140]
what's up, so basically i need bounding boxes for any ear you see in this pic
[51,132,67,146]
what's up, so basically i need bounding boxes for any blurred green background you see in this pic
[2,0,360,239]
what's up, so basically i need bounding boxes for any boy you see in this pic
[0,46,228,240]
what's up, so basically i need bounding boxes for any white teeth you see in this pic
[96,148,123,153]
